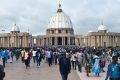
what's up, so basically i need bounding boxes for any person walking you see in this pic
[47,49,52,66]
[59,53,71,80]
[77,50,83,72]
[8,49,13,63]
[105,56,120,80]
[0,49,8,68]
[21,49,25,63]
[23,49,30,69]
[32,48,37,63]
[0,64,5,80]
[91,55,102,76]
[36,49,42,67]
[99,51,107,72]
[71,52,77,70]
[54,51,59,65]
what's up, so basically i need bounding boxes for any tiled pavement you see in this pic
[76,67,106,80]
[1,58,120,80]
[76,59,120,80]
[0,59,80,80]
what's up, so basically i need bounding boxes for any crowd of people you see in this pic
[0,46,120,80]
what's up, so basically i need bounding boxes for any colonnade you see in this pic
[37,36,75,47]
[88,35,120,47]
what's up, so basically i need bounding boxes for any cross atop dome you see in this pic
[59,0,61,8]
[57,0,63,12]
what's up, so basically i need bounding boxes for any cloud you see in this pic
[0,0,120,35]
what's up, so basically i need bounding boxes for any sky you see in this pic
[0,0,120,36]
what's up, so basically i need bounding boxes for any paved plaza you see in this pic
[0,59,80,80]
[0,58,120,80]
[76,67,107,80]
[76,59,120,80]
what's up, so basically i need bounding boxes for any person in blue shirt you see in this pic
[0,48,8,68]
[105,56,120,80]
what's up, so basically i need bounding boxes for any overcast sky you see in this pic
[0,0,120,35]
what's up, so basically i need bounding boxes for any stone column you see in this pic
[90,36,91,47]
[8,37,9,47]
[93,36,95,47]
[25,36,27,47]
[101,35,102,47]
[13,36,15,47]
[107,36,109,46]
[23,36,25,47]
[47,37,48,46]
[0,38,1,47]
[21,37,22,47]
[112,36,114,47]
[1,37,2,47]
[115,36,117,46]
[51,37,52,46]
[15,36,17,47]
[47,37,49,46]
[97,36,99,47]
[64,37,65,45]
[55,37,57,46]
[18,36,19,47]
[3,37,4,47]
[48,37,50,46]
[109,36,110,46]
[25,36,28,47]
[114,36,115,47]
[72,37,74,45]
[68,37,70,45]
[46,38,48,46]
[23,37,24,47]
[16,36,18,47]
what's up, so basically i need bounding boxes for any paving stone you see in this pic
[0,59,80,80]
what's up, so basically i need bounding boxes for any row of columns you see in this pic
[0,36,32,48]
[37,36,75,46]
[88,35,120,47]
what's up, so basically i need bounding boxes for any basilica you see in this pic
[0,3,120,48]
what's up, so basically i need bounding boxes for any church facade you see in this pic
[35,4,75,47]
[87,25,120,47]
[0,3,120,48]
[0,24,32,48]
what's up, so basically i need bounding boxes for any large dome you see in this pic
[48,4,73,29]
[11,24,20,32]
[98,24,107,31]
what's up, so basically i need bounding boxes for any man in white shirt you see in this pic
[32,49,37,63]
[47,50,52,66]
[77,50,83,72]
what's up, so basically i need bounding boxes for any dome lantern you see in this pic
[11,24,20,32]
[98,22,107,33]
